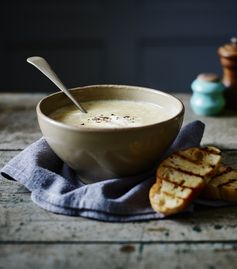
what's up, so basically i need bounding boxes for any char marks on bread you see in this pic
[201,163,237,203]
[149,146,222,216]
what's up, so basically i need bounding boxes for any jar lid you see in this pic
[218,37,237,58]
[197,73,220,82]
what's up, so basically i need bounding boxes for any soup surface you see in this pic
[49,100,170,128]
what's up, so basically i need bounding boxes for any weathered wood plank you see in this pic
[130,243,237,269]
[0,243,237,269]
[0,93,46,107]
[142,206,237,242]
[1,150,237,243]
[0,93,237,150]
[1,204,237,242]
[1,196,237,242]
[0,94,45,150]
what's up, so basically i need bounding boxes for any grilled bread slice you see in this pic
[149,179,195,216]
[160,146,222,182]
[149,146,221,216]
[201,164,237,203]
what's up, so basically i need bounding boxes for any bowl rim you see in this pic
[36,84,185,133]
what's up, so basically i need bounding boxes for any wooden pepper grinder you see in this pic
[218,37,237,110]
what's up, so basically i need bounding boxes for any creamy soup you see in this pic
[49,100,170,128]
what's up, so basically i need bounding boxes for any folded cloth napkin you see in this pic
[1,120,205,222]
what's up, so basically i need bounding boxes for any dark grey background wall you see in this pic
[2,0,237,93]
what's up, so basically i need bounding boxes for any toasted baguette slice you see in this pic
[201,164,237,203]
[149,146,221,216]
[149,181,188,216]
[159,146,221,182]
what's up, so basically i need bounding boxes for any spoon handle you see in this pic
[27,56,87,113]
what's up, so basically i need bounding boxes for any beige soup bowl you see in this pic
[36,85,184,182]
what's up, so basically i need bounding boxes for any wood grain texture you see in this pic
[1,200,237,243]
[0,94,44,150]
[0,243,237,269]
[1,93,237,269]
[1,151,237,243]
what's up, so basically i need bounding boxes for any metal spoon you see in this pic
[27,56,87,113]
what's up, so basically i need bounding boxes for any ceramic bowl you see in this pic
[36,85,184,182]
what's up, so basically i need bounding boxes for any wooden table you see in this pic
[1,93,237,269]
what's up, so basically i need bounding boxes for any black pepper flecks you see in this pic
[80,114,138,126]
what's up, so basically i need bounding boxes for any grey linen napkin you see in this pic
[1,120,205,222]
